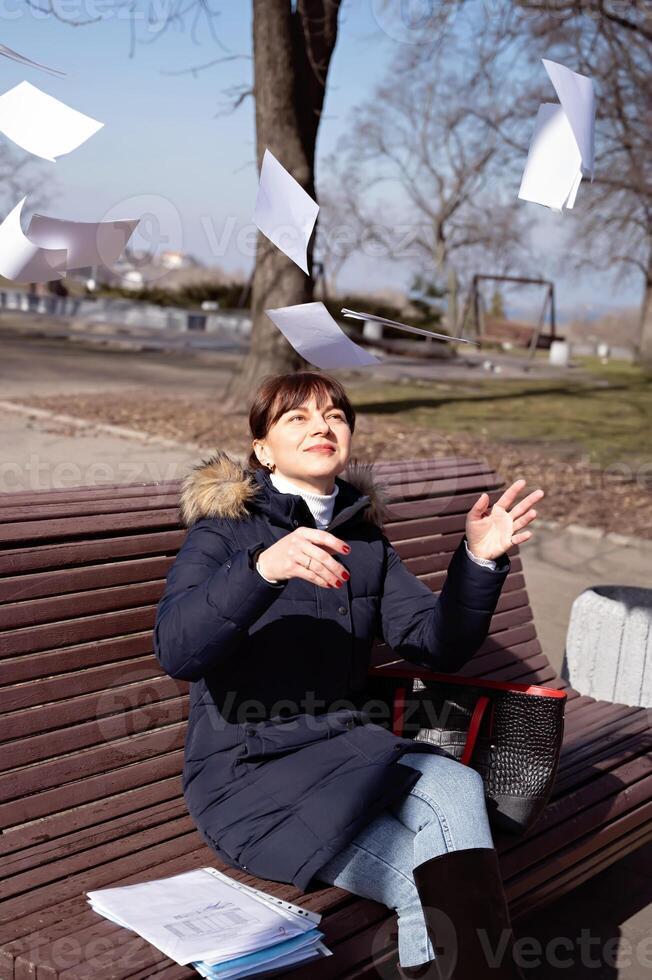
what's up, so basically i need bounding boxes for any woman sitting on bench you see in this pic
[153,370,544,978]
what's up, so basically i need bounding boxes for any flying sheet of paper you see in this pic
[27,214,140,270]
[0,80,103,161]
[565,167,583,210]
[518,59,595,211]
[253,148,319,274]
[265,301,380,369]
[0,43,65,77]
[0,197,67,282]
[542,59,596,178]
[518,103,582,211]
[341,308,481,345]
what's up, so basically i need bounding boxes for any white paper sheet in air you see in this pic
[26,213,140,270]
[518,104,583,211]
[518,59,595,210]
[341,308,481,345]
[86,866,321,967]
[0,197,67,282]
[543,58,596,178]
[265,301,380,369]
[253,148,319,274]
[0,80,103,161]
[0,43,65,77]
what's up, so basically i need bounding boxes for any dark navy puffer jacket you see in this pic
[153,450,511,891]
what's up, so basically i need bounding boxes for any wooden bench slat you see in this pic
[0,777,183,857]
[0,725,187,804]
[0,751,184,830]
[0,481,180,506]
[0,531,184,577]
[1,582,165,630]
[0,509,188,546]
[553,737,652,814]
[505,781,652,901]
[554,721,652,791]
[2,607,156,657]
[506,757,652,872]
[559,702,645,746]
[1,633,155,688]
[0,655,176,717]
[509,818,652,922]
[0,557,174,605]
[0,825,205,926]
[1,800,192,895]
[1,692,188,771]
[0,493,181,525]
[386,509,474,542]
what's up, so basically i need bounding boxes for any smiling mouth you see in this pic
[305,447,336,453]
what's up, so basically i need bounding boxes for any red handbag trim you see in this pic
[460,695,491,765]
[372,664,567,700]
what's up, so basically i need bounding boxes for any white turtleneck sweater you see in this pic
[255,468,497,583]
[270,469,339,528]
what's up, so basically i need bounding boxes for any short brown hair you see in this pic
[247,372,356,472]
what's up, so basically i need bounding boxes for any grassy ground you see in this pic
[346,357,652,472]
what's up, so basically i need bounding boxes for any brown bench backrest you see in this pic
[0,456,560,857]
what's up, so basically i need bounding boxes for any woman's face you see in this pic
[254,393,352,489]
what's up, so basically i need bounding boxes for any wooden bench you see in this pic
[2,455,651,979]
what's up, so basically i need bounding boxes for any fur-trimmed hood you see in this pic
[179,448,391,530]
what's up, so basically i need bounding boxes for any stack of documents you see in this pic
[86,867,332,978]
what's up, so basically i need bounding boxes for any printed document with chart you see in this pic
[86,866,330,975]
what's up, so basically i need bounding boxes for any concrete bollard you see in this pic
[561,585,652,707]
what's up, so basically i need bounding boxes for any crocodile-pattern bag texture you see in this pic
[402,677,566,835]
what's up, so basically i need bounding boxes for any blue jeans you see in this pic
[313,751,495,969]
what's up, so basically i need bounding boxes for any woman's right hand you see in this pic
[257,527,351,588]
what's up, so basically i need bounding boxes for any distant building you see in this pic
[159,250,197,271]
[65,250,219,293]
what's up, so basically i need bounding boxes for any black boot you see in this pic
[405,846,525,978]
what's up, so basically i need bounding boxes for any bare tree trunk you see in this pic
[446,265,458,335]
[223,0,341,412]
[635,253,652,368]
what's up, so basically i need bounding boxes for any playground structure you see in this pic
[459,274,558,357]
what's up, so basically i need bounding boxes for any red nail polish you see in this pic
[336,579,342,587]
[343,545,351,553]
[342,571,350,580]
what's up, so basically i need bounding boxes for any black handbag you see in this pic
[373,667,567,836]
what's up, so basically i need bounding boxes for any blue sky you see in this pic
[0,0,641,322]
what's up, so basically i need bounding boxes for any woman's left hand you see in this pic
[465,479,545,561]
